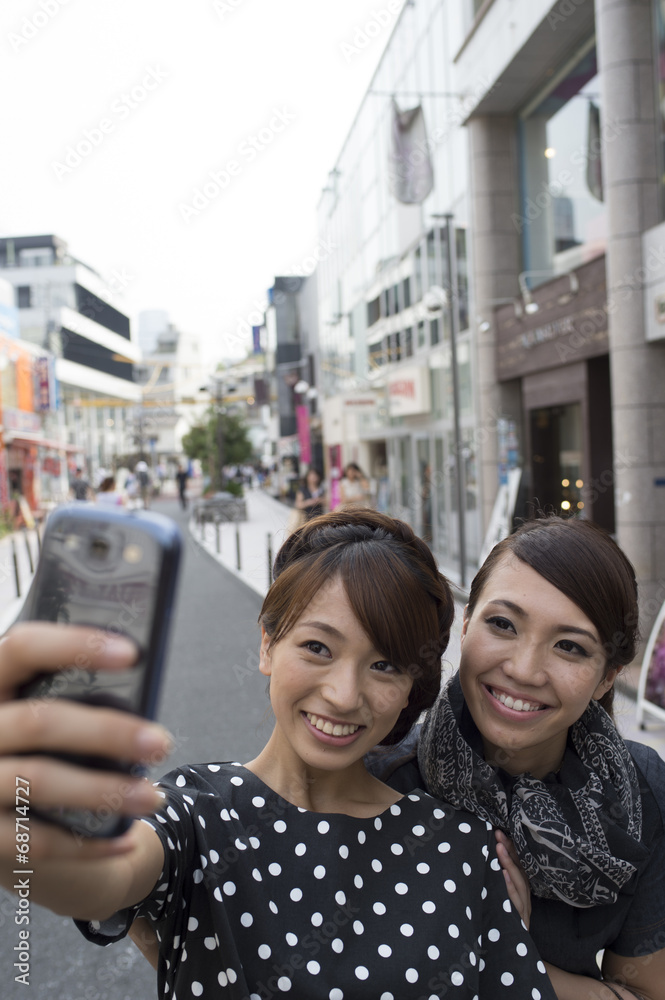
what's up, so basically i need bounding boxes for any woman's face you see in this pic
[259,577,413,773]
[459,554,616,779]
[306,471,321,490]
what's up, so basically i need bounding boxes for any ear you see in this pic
[460,604,470,645]
[259,628,272,677]
[593,667,619,700]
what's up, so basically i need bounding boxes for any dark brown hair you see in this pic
[466,515,640,716]
[259,509,454,745]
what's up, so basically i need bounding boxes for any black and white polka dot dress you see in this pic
[80,763,555,999]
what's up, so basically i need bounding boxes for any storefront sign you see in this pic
[495,257,608,380]
[35,356,54,411]
[387,365,430,416]
[3,408,41,434]
[343,395,377,409]
[296,404,311,464]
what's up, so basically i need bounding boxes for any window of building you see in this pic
[402,277,411,309]
[418,320,427,349]
[18,247,53,267]
[519,44,606,282]
[403,327,413,358]
[16,286,31,308]
[430,318,440,346]
[367,295,380,327]
[369,341,385,369]
[413,246,423,301]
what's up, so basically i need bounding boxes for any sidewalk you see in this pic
[190,489,665,761]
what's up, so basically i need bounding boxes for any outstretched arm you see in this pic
[0,622,169,919]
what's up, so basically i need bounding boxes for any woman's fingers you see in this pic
[0,696,170,762]
[495,830,531,928]
[0,622,137,698]
[0,756,163,813]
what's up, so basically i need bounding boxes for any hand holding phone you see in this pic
[12,505,181,839]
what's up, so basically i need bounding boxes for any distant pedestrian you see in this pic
[70,467,91,502]
[175,464,189,510]
[135,460,151,509]
[339,462,372,508]
[95,475,125,507]
[294,467,326,520]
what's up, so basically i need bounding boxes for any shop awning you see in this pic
[5,434,82,453]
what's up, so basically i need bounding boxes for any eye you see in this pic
[302,640,331,658]
[555,639,590,658]
[371,660,400,674]
[485,615,515,634]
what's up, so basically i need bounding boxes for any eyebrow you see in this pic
[295,620,346,640]
[483,600,600,644]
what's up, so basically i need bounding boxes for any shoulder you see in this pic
[626,740,665,824]
[156,761,246,799]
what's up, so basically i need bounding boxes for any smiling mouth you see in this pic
[305,712,363,737]
[488,687,547,713]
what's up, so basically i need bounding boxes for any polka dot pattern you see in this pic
[80,762,556,999]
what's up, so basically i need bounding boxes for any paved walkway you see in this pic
[189,488,665,761]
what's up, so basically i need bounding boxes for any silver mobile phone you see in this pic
[16,504,182,838]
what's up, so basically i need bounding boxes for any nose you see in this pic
[501,640,546,688]
[321,660,364,714]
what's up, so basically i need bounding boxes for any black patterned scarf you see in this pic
[417,673,650,907]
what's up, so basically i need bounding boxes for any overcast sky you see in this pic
[0,0,403,365]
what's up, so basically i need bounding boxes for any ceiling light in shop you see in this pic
[561,500,571,510]
[544,148,556,158]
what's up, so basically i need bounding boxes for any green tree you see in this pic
[181,408,253,492]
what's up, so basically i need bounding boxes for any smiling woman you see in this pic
[0,509,557,1000]
[380,515,665,1000]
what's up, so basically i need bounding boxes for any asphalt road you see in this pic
[0,499,269,999]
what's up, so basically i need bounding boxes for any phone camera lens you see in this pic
[89,537,110,561]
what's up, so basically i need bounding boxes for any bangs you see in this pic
[341,543,439,676]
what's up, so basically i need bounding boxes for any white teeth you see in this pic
[306,713,360,736]
[490,689,543,713]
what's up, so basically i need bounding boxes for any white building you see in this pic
[0,235,141,487]
[135,310,206,468]
[317,0,480,584]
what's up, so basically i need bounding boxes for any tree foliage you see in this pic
[181,408,253,482]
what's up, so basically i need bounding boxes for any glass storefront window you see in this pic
[530,403,584,515]
[520,47,606,280]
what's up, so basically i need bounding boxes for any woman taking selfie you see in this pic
[380,516,665,1000]
[0,510,555,999]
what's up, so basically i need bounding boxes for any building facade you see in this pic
[317,0,481,583]
[316,0,665,626]
[0,235,141,489]
[457,0,665,634]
